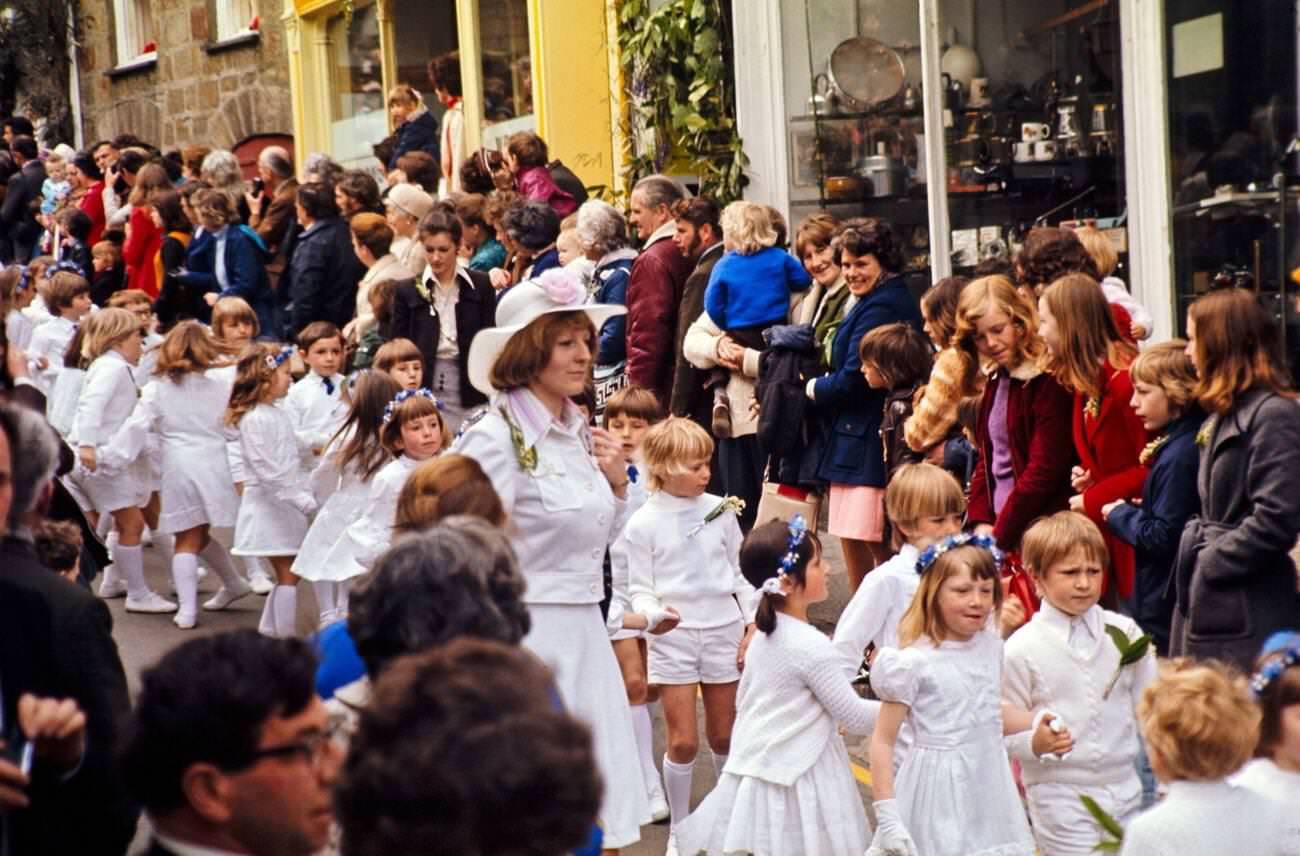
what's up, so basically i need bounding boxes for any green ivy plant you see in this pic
[0,0,77,144]
[618,0,748,204]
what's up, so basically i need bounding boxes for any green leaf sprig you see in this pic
[1080,794,1124,852]
[1102,624,1152,699]
[499,407,538,474]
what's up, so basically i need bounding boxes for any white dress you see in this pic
[677,613,874,856]
[871,630,1036,856]
[231,403,318,556]
[103,365,239,533]
[69,351,151,513]
[27,314,75,395]
[292,441,377,582]
[1233,760,1300,854]
[316,453,419,581]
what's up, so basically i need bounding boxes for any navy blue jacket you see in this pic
[387,110,441,170]
[1107,409,1202,655]
[592,255,633,366]
[179,225,277,337]
[284,217,366,338]
[811,276,922,487]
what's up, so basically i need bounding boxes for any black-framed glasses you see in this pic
[235,719,346,773]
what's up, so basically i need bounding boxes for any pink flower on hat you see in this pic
[537,269,585,308]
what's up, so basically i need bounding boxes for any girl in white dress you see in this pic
[102,321,250,629]
[293,369,402,627]
[225,343,319,639]
[677,515,877,856]
[70,307,174,613]
[1,264,35,351]
[867,534,1059,856]
[321,388,449,585]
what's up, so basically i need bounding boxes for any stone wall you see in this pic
[75,0,292,151]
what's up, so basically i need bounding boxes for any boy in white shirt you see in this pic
[626,417,755,850]
[283,321,347,457]
[1003,511,1158,856]
[27,269,92,396]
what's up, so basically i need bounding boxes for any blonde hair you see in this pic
[80,308,141,362]
[225,343,288,427]
[394,454,507,536]
[1139,660,1259,782]
[1073,226,1118,278]
[1040,273,1136,399]
[387,83,423,108]
[898,544,1004,647]
[953,275,1044,393]
[1021,511,1109,579]
[641,417,715,491]
[154,320,228,381]
[719,201,778,255]
[884,463,966,538]
[1130,340,1197,414]
[211,297,259,341]
[380,394,451,454]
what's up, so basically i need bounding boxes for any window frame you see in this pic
[111,0,157,70]
[213,0,260,44]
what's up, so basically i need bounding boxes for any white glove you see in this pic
[866,799,918,856]
[644,607,675,632]
[1031,709,1071,761]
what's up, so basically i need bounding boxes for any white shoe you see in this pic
[98,567,127,599]
[173,610,197,630]
[203,581,253,611]
[665,829,680,856]
[125,591,178,613]
[647,783,670,823]
[247,570,274,595]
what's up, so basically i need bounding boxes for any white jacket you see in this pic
[831,543,920,676]
[284,372,347,455]
[72,351,139,448]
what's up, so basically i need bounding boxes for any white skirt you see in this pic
[232,483,311,556]
[71,456,152,514]
[525,603,649,849]
[676,733,870,856]
[292,477,370,581]
[156,445,239,533]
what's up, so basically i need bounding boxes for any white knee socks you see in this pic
[258,587,277,636]
[312,580,338,624]
[244,554,272,582]
[172,553,199,623]
[662,756,695,828]
[198,540,247,591]
[336,580,350,616]
[273,584,298,638]
[632,704,659,793]
[114,543,150,600]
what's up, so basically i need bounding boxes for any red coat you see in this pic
[1074,361,1151,598]
[968,362,1077,550]
[122,206,162,298]
[79,181,106,247]
[626,230,693,406]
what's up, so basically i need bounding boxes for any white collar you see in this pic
[596,247,638,268]
[1037,600,1103,643]
[645,491,708,511]
[888,543,920,575]
[644,220,676,248]
[153,829,247,856]
[500,387,587,451]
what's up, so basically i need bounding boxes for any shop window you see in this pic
[391,0,459,122]
[214,0,258,42]
[113,0,157,67]
[327,2,385,168]
[476,0,534,148]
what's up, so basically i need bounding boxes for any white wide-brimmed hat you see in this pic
[467,268,627,396]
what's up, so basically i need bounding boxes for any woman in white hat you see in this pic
[456,268,650,851]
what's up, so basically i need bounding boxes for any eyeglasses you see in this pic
[236,719,346,773]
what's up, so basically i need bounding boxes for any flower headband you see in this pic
[760,514,809,598]
[15,265,30,293]
[383,388,441,424]
[1250,632,1300,697]
[915,533,1004,575]
[48,259,83,277]
[263,345,294,370]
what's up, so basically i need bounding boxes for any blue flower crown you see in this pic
[915,533,1004,575]
[760,513,808,598]
[383,387,442,424]
[15,265,30,293]
[1250,632,1300,697]
[263,345,294,370]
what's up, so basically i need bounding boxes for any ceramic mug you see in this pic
[1034,139,1057,161]
[1013,141,1034,162]
[1022,122,1051,142]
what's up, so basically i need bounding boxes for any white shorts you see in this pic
[648,618,744,685]
[1026,777,1141,856]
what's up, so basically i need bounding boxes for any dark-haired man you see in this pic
[283,180,364,338]
[0,135,45,262]
[669,197,723,426]
[122,631,340,856]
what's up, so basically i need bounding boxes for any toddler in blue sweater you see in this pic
[703,202,811,435]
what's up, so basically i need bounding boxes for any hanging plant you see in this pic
[0,0,78,145]
[618,0,749,204]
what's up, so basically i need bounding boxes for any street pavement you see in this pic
[109,529,872,855]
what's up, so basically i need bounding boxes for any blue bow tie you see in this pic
[627,464,639,484]
[322,376,335,395]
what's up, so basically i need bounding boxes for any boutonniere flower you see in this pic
[1138,434,1169,466]
[499,406,538,473]
[1083,395,1101,420]
[688,496,746,538]
[1195,416,1216,448]
[1102,624,1153,699]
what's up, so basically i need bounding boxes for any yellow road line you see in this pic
[851,760,872,786]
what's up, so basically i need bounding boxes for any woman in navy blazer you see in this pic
[177,189,276,336]
[805,219,922,590]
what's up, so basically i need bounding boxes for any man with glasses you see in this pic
[122,631,342,856]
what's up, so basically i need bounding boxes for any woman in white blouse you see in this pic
[455,270,649,852]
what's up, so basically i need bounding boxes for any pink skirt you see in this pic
[827,483,886,542]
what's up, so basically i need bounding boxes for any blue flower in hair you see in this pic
[263,345,294,370]
[383,387,442,424]
[915,533,1004,575]
[1250,632,1300,697]
[760,513,809,598]
[15,265,30,293]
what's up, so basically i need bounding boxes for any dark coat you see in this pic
[967,363,1077,550]
[388,110,441,170]
[626,232,693,407]
[592,253,635,367]
[284,217,366,338]
[1,159,45,261]
[757,324,823,488]
[1107,409,1202,655]
[0,537,137,856]
[390,267,496,409]
[810,276,922,487]
[1171,390,1300,668]
[670,243,723,424]
[178,225,277,337]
